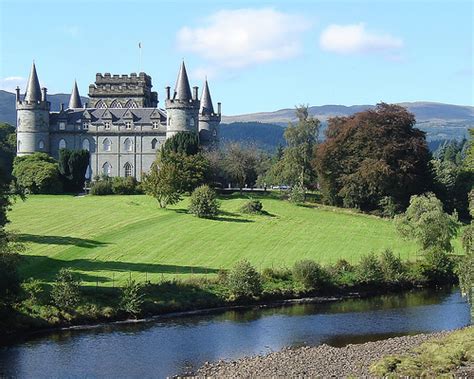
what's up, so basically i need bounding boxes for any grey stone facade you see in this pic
[16,62,221,181]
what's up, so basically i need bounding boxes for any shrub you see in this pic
[21,278,44,304]
[188,185,220,218]
[329,259,357,287]
[356,253,383,285]
[120,279,144,317]
[292,260,329,290]
[262,267,292,281]
[288,185,306,204]
[50,268,81,311]
[90,179,113,195]
[379,249,406,284]
[13,153,63,194]
[241,199,263,214]
[226,260,262,300]
[378,196,398,218]
[421,248,456,284]
[0,250,21,309]
[111,176,140,195]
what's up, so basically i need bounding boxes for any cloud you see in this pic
[0,76,26,93]
[177,8,311,72]
[319,23,403,55]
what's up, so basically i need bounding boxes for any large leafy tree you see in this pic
[223,142,260,192]
[13,153,63,194]
[59,149,90,192]
[315,103,432,211]
[266,106,319,188]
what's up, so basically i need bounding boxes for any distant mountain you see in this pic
[1,89,472,147]
[222,102,474,142]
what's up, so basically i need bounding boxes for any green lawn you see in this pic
[7,193,438,287]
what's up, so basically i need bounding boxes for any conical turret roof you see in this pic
[200,79,214,115]
[68,81,82,108]
[24,62,42,102]
[173,61,192,101]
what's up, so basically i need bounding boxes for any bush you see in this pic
[241,199,263,214]
[292,260,329,290]
[329,259,357,287]
[379,249,406,284]
[13,153,63,194]
[50,268,81,311]
[119,279,144,317]
[0,250,21,309]
[226,260,262,300]
[421,248,456,284]
[90,179,113,195]
[262,267,292,281]
[288,185,306,204]
[356,253,383,285]
[21,278,44,304]
[111,176,140,195]
[188,185,220,218]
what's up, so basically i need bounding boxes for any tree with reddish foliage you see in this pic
[314,103,432,212]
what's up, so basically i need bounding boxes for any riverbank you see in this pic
[195,327,474,377]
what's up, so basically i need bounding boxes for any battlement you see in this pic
[94,72,152,86]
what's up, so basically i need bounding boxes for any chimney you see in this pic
[193,86,198,101]
[60,103,64,112]
[217,102,221,115]
[165,86,170,100]
[15,86,20,102]
[41,87,47,102]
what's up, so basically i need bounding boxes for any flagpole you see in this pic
[139,42,142,73]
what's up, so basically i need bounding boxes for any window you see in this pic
[102,162,111,176]
[59,122,66,130]
[151,138,158,150]
[38,140,44,149]
[190,118,195,127]
[124,138,133,152]
[83,122,89,130]
[124,162,132,177]
[167,117,171,126]
[110,100,122,108]
[103,138,111,152]
[82,139,90,151]
[96,100,107,109]
[125,122,132,130]
[59,139,67,149]
[125,100,137,108]
[152,121,158,129]
[104,122,110,130]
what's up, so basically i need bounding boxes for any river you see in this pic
[0,287,470,378]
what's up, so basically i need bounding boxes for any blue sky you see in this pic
[0,0,472,114]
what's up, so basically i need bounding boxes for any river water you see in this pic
[0,287,470,378]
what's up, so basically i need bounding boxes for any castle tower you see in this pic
[16,62,51,156]
[165,61,199,139]
[198,79,221,149]
[68,80,82,109]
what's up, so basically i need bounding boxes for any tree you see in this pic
[0,232,22,310]
[188,185,220,218]
[265,106,319,188]
[396,193,459,253]
[292,260,329,290]
[13,153,63,194]
[0,123,16,185]
[315,103,432,211]
[226,260,262,300]
[50,268,81,311]
[120,279,144,317]
[58,149,90,192]
[223,143,259,192]
[162,131,200,156]
[142,159,183,208]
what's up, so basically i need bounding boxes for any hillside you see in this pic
[8,194,429,287]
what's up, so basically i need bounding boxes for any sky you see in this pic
[0,0,472,115]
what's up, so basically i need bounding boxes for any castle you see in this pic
[16,62,221,180]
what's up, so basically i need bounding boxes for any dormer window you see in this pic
[152,121,158,129]
[59,122,66,130]
[104,122,110,130]
[125,122,132,130]
[83,122,89,130]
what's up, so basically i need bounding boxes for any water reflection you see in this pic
[0,288,469,378]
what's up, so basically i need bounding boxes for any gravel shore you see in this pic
[195,330,470,377]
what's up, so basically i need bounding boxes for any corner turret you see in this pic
[16,62,50,156]
[165,61,200,139]
[68,81,82,109]
[198,79,221,149]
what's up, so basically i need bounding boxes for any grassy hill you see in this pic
[6,193,444,288]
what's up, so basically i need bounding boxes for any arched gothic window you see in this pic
[125,100,137,108]
[38,140,45,149]
[110,100,122,108]
[124,138,133,152]
[151,138,158,150]
[190,118,195,127]
[102,162,111,176]
[103,138,111,152]
[82,138,90,151]
[124,162,132,177]
[95,100,107,109]
[59,139,67,150]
